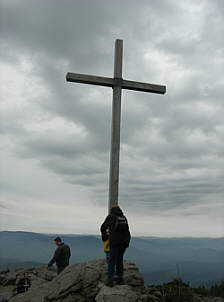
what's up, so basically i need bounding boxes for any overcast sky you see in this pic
[0,0,223,237]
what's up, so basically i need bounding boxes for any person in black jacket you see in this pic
[101,206,131,287]
[17,272,31,293]
[47,237,71,274]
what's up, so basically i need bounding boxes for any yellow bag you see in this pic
[104,239,110,253]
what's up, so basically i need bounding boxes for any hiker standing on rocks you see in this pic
[17,272,31,293]
[47,236,71,274]
[100,205,131,287]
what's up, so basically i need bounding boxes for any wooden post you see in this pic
[108,40,123,212]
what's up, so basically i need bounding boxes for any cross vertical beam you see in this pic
[109,39,123,212]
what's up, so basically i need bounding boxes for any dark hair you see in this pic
[54,236,62,242]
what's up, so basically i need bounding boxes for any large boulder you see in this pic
[44,259,145,302]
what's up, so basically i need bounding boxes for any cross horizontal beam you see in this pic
[66,72,113,88]
[66,72,166,94]
[122,79,166,94]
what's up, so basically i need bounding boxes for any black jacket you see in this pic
[17,277,31,293]
[48,243,71,267]
[100,207,131,248]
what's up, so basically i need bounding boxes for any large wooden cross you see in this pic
[66,39,166,212]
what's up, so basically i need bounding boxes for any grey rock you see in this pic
[2,272,17,286]
[0,259,162,302]
[44,263,84,301]
[0,266,56,302]
[0,269,9,275]
[0,276,6,286]
[145,294,161,302]
[152,291,162,299]
[2,258,222,302]
[144,287,163,302]
[0,291,14,302]
[95,285,139,302]
[194,296,224,302]
[123,261,144,292]
[9,282,49,302]
[44,258,145,302]
[141,294,150,302]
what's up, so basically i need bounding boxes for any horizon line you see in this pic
[0,230,223,239]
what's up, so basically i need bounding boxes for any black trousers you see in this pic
[108,245,127,280]
[57,264,68,274]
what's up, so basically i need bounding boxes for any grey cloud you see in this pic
[42,155,107,177]
[1,0,153,74]
[0,203,7,209]
[0,116,28,136]
[18,135,93,159]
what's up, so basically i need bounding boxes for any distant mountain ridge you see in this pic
[0,231,223,286]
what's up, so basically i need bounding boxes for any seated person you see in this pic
[17,272,31,294]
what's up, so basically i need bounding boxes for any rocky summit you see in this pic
[0,259,146,302]
[0,259,223,302]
